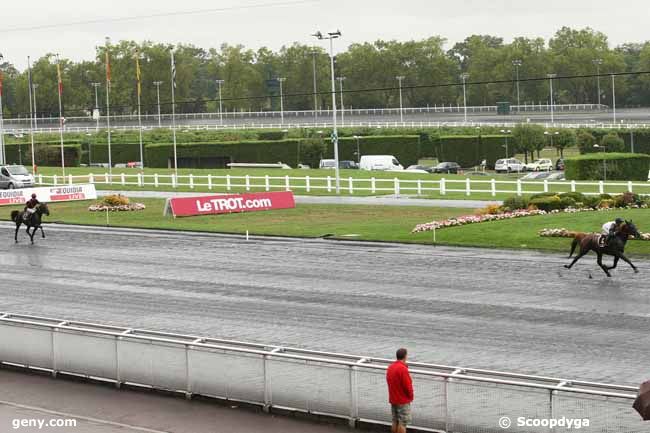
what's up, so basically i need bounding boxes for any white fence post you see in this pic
[245,175,250,191]
[627,181,633,193]
[89,173,95,184]
[465,178,471,196]
[189,174,194,189]
[265,175,270,191]
[68,174,72,185]
[53,175,58,185]
[349,177,353,195]
[39,174,43,185]
[327,176,332,193]
[154,173,159,188]
[571,180,576,192]
[305,176,311,193]
[172,174,177,189]
[394,178,400,197]
[599,181,604,194]
[417,180,422,196]
[120,173,126,186]
[207,174,212,190]
[371,177,376,194]
[285,175,290,191]
[440,178,446,195]
[543,179,549,193]
[137,173,143,187]
[226,175,231,191]
[517,179,522,196]
[491,179,496,197]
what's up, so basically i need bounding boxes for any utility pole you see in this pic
[154,81,163,127]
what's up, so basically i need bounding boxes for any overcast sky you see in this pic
[1,0,648,69]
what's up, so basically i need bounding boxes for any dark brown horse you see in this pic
[564,220,640,277]
[10,203,49,244]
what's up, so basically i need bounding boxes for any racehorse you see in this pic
[10,203,50,244]
[564,220,640,277]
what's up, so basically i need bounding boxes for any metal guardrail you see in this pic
[34,174,650,198]
[0,313,643,432]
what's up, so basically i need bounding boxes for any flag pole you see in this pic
[27,57,36,173]
[135,52,144,170]
[56,54,65,177]
[170,49,178,176]
[105,37,112,177]
[0,66,5,165]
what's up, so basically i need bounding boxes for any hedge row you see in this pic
[432,135,508,168]
[2,144,81,167]
[565,153,650,180]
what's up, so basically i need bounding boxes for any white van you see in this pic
[0,165,35,189]
[359,155,403,171]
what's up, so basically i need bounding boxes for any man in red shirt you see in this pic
[386,348,414,433]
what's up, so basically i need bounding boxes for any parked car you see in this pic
[520,171,553,180]
[359,155,403,171]
[546,171,566,181]
[432,162,461,174]
[339,160,359,169]
[319,159,358,169]
[0,165,35,189]
[556,158,565,171]
[525,159,553,171]
[494,158,525,173]
[406,165,434,173]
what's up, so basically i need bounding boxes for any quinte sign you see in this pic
[164,191,295,217]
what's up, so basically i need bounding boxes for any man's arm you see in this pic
[402,368,414,401]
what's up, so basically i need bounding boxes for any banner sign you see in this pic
[0,184,97,206]
[164,191,295,217]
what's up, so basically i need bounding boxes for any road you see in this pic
[3,107,650,131]
[1,223,649,387]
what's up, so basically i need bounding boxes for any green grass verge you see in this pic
[3,199,649,256]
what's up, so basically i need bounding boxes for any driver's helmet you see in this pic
[31,193,37,199]
[615,217,624,225]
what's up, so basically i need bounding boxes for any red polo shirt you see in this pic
[386,360,414,405]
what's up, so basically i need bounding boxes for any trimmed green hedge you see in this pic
[3,144,81,167]
[433,135,508,168]
[329,135,423,167]
[565,152,650,181]
[88,143,142,165]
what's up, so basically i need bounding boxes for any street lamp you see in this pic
[153,81,163,127]
[91,82,101,131]
[544,130,560,158]
[594,144,607,182]
[512,60,522,108]
[311,50,319,117]
[313,29,342,194]
[460,73,470,123]
[215,79,224,125]
[352,135,361,163]
[396,76,405,123]
[611,74,617,124]
[0,53,5,165]
[32,83,39,129]
[547,73,557,124]
[592,59,603,105]
[500,129,511,158]
[276,77,286,125]
[336,76,346,124]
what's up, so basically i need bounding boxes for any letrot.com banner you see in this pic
[164,191,296,217]
[0,184,97,206]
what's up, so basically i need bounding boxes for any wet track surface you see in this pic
[1,223,649,386]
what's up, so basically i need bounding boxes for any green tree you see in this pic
[512,123,545,163]
[600,132,625,152]
[551,129,576,157]
[577,130,596,153]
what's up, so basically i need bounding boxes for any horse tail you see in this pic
[10,210,20,223]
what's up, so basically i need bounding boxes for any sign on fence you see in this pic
[163,191,295,217]
[0,184,97,206]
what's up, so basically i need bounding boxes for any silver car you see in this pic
[0,165,35,189]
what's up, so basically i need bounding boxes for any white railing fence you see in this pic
[35,173,650,198]
[0,313,643,433]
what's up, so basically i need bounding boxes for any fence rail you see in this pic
[35,173,650,198]
[0,313,643,432]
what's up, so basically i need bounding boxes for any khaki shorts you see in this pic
[391,404,412,426]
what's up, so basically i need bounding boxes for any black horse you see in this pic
[564,220,640,277]
[11,203,50,244]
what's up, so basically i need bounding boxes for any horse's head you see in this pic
[622,220,640,238]
[37,203,50,217]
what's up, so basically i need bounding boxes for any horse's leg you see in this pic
[28,226,35,244]
[596,253,611,277]
[15,222,20,243]
[607,256,620,271]
[568,238,578,258]
[565,247,588,269]
[617,253,639,274]
[40,225,45,238]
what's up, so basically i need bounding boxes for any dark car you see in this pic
[432,162,461,174]
[339,160,358,169]
[556,158,565,171]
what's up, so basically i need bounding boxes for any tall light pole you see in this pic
[611,74,616,124]
[91,82,101,131]
[276,77,286,125]
[547,73,556,124]
[592,59,603,105]
[153,81,163,127]
[336,76,346,124]
[215,79,224,125]
[311,50,318,117]
[32,83,39,129]
[313,30,342,194]
[512,59,522,108]
[396,76,405,123]
[0,54,5,165]
[594,144,607,182]
[352,135,361,163]
[460,73,470,123]
[544,130,560,158]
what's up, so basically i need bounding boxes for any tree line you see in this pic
[1,26,650,118]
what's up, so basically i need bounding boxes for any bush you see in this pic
[502,196,529,211]
[433,135,509,168]
[577,131,596,154]
[559,197,577,208]
[600,133,625,152]
[564,153,650,180]
[529,192,558,200]
[529,195,563,211]
[101,194,130,206]
[558,192,587,203]
[257,131,288,141]
[613,192,642,207]
[583,196,601,208]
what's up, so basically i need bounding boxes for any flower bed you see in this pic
[88,203,146,212]
[538,227,650,241]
